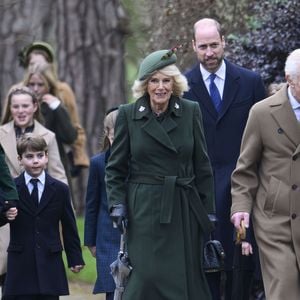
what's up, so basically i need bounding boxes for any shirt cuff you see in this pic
[49,99,60,110]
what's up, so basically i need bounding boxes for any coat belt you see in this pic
[129,173,213,234]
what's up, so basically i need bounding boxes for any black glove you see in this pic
[110,204,127,233]
[0,200,18,223]
[2,200,18,212]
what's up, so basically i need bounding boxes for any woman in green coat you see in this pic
[106,49,215,300]
[0,144,18,290]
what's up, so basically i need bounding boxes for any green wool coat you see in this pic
[0,145,18,201]
[106,95,215,300]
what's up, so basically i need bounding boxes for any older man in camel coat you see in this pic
[231,49,300,300]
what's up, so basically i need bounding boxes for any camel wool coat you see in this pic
[231,84,300,300]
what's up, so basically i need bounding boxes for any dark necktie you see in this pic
[30,178,39,207]
[209,73,222,112]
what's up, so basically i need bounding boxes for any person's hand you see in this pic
[110,204,127,233]
[70,265,84,273]
[88,246,96,258]
[5,207,18,221]
[41,94,61,107]
[241,241,253,256]
[3,200,18,211]
[231,212,249,231]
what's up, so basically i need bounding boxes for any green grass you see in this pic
[63,217,97,284]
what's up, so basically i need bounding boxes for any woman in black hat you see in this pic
[106,49,215,300]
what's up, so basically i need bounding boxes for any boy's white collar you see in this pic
[24,170,46,185]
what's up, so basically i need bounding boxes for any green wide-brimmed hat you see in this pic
[137,49,177,81]
[18,41,55,67]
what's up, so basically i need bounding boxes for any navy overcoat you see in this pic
[184,59,266,269]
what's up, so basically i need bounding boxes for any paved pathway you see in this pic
[0,281,106,300]
[61,281,105,299]
[61,294,104,299]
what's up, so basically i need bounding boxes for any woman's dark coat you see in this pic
[106,95,215,300]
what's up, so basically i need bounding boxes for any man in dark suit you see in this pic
[1,133,84,300]
[184,18,266,300]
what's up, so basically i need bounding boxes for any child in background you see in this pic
[1,133,84,300]
[84,107,120,300]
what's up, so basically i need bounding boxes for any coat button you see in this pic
[293,155,298,161]
[292,184,298,190]
[291,213,297,219]
[277,128,283,134]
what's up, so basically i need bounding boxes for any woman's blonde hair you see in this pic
[1,86,42,125]
[131,64,189,99]
[22,63,61,100]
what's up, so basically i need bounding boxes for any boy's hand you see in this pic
[6,207,18,221]
[241,241,253,256]
[70,265,84,273]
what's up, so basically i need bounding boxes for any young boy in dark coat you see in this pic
[1,133,84,300]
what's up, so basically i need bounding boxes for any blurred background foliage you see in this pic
[227,0,300,85]
[124,0,300,87]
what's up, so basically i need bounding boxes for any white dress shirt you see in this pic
[25,171,46,203]
[287,87,300,122]
[200,60,226,100]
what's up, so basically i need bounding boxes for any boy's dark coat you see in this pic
[1,173,84,296]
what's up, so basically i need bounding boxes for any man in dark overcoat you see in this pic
[184,18,266,299]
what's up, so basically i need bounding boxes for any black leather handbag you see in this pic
[203,239,226,273]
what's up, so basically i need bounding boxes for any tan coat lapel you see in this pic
[270,86,300,147]
[0,121,21,177]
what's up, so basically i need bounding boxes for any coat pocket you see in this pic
[264,176,289,217]
[7,244,23,252]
